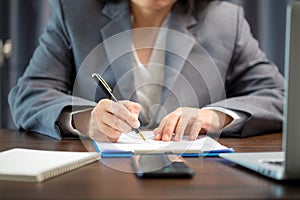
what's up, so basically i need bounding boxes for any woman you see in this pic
[8,0,284,142]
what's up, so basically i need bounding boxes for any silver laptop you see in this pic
[220,1,300,180]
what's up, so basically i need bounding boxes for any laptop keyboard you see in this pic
[267,161,285,166]
[261,159,285,166]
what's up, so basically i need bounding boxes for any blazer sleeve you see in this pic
[8,0,95,139]
[207,7,284,137]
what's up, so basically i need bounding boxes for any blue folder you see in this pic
[93,141,234,158]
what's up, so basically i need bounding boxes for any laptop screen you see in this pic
[283,0,300,175]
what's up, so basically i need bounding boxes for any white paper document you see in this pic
[94,131,233,156]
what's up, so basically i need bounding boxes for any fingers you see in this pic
[90,122,122,142]
[174,116,189,141]
[189,118,202,140]
[101,99,140,129]
[88,111,122,143]
[153,117,166,140]
[154,108,212,142]
[121,100,141,128]
[122,100,141,115]
[102,111,132,133]
[90,99,142,142]
[154,109,181,142]
[162,112,180,141]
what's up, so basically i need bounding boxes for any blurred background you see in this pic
[0,0,291,129]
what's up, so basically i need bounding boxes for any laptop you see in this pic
[220,1,300,180]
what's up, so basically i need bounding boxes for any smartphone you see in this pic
[131,154,195,178]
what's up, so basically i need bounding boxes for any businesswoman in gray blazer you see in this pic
[8,0,284,142]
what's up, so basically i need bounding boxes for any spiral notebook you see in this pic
[0,148,100,182]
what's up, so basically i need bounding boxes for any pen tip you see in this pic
[133,128,146,141]
[139,132,146,141]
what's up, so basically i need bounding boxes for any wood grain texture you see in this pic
[1,130,300,200]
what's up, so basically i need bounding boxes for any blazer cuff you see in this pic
[201,106,249,134]
[202,106,241,120]
[56,107,92,138]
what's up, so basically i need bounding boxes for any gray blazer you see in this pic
[8,0,284,139]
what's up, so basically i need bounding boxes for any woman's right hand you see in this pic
[72,99,141,142]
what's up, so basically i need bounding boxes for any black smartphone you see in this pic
[131,154,195,178]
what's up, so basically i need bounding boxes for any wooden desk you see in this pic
[0,129,300,200]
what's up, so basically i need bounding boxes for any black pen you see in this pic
[91,73,146,141]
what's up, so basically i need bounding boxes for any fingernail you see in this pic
[163,134,169,141]
[133,121,140,129]
[154,133,161,139]
[189,136,197,141]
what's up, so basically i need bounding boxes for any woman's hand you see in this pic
[153,107,233,142]
[73,99,141,142]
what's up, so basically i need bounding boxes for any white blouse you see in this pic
[131,16,169,125]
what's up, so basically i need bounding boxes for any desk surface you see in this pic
[0,129,299,200]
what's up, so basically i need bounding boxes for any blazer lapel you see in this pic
[144,4,199,127]
[99,1,137,101]
[154,4,227,126]
[160,4,197,103]
[99,1,203,127]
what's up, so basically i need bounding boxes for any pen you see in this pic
[91,73,146,141]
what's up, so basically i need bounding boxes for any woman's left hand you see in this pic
[153,107,233,142]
